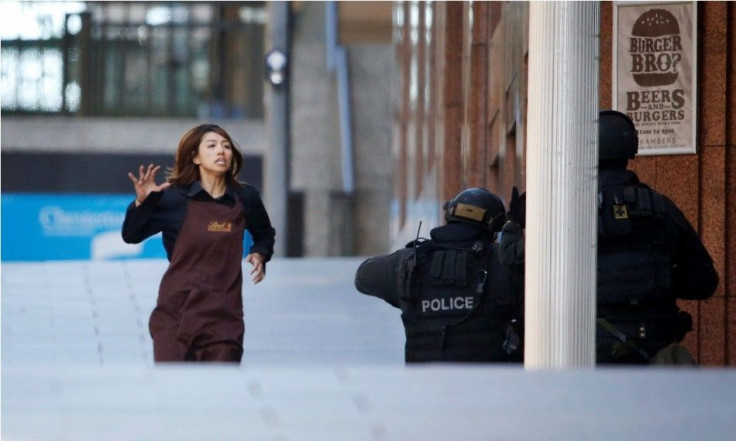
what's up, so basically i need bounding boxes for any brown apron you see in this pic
[150,198,246,362]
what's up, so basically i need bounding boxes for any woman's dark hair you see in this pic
[167,124,244,187]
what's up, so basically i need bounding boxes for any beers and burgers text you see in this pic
[626,88,685,122]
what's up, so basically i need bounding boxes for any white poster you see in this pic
[613,1,697,155]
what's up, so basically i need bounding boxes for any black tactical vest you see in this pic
[597,184,672,305]
[396,240,516,362]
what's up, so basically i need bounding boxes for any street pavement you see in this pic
[2,258,405,366]
[2,257,736,440]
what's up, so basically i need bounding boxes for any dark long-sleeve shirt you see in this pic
[121,181,275,262]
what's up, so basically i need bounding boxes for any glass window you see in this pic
[1,1,265,118]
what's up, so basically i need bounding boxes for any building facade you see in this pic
[1,1,395,258]
[391,1,734,366]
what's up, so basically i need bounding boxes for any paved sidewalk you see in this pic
[2,258,736,440]
[1,257,405,366]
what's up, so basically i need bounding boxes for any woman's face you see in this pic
[193,131,233,178]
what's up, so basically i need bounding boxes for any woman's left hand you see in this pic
[246,253,266,284]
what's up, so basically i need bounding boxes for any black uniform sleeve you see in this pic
[499,221,525,273]
[240,186,276,262]
[121,191,165,244]
[354,249,412,308]
[666,201,719,300]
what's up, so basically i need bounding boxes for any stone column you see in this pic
[525,1,600,368]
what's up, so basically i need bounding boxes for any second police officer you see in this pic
[355,188,524,363]
[498,110,719,365]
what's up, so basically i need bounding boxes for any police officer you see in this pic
[596,109,718,364]
[355,188,524,363]
[499,110,719,365]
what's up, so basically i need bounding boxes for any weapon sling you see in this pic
[597,317,652,361]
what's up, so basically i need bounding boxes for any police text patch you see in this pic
[420,296,474,314]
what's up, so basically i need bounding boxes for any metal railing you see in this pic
[2,3,265,118]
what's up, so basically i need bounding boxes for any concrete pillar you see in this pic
[265,1,290,256]
[525,2,600,368]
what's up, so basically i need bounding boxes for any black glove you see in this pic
[507,186,526,228]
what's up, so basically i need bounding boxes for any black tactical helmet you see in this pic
[443,188,506,233]
[599,110,638,161]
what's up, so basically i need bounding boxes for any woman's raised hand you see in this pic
[127,164,171,206]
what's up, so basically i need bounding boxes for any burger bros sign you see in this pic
[613,2,697,155]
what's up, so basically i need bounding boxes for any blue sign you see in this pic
[1,194,253,261]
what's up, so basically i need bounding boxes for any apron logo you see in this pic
[208,221,233,232]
